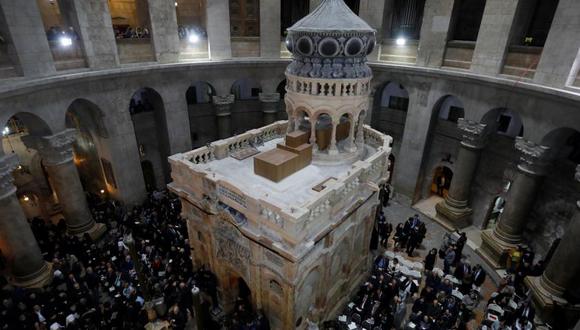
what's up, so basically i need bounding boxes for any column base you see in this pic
[84,222,107,241]
[11,262,53,288]
[327,146,339,155]
[435,199,472,229]
[525,276,580,327]
[477,229,517,269]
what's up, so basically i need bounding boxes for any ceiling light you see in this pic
[396,38,406,46]
[59,36,72,47]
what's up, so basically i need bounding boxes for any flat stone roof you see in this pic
[197,138,371,209]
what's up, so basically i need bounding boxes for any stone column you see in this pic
[416,0,455,67]
[328,120,339,155]
[345,115,357,152]
[58,0,120,69]
[525,165,580,322]
[259,0,281,58]
[359,0,386,60]
[213,95,235,139]
[206,0,232,59]
[479,137,551,268]
[0,0,56,77]
[436,119,488,228]
[0,154,52,288]
[259,93,280,126]
[310,119,318,151]
[147,0,180,63]
[355,111,367,145]
[533,0,580,87]
[471,0,520,75]
[24,130,106,239]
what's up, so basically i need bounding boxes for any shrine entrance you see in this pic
[221,271,253,315]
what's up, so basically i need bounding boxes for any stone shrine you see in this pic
[168,1,392,328]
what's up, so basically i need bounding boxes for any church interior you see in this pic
[0,0,579,329]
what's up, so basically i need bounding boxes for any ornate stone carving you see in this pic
[212,94,235,117]
[515,137,551,176]
[0,153,19,199]
[213,221,251,280]
[457,119,488,149]
[23,129,77,166]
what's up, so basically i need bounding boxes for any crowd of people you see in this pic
[114,26,151,39]
[0,190,216,329]
[377,212,427,258]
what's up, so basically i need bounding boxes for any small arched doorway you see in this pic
[388,153,395,183]
[140,160,156,192]
[431,166,453,197]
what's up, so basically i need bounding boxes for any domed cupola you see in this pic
[285,0,376,79]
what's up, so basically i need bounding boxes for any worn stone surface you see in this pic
[259,0,280,58]
[148,0,180,63]
[416,0,454,67]
[206,0,232,59]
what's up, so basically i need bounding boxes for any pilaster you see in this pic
[206,0,232,59]
[148,0,180,63]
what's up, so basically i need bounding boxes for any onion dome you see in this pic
[285,0,376,79]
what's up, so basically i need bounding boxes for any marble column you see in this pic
[259,93,280,126]
[525,165,580,323]
[436,119,488,228]
[206,0,232,59]
[147,0,180,63]
[259,0,281,58]
[416,0,455,67]
[24,130,106,239]
[213,95,235,140]
[328,120,339,155]
[310,119,318,151]
[345,115,357,152]
[479,137,551,268]
[0,154,52,288]
[355,112,367,145]
[57,0,120,69]
[0,0,56,77]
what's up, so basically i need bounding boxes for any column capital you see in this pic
[0,153,19,199]
[258,93,280,103]
[213,95,235,117]
[458,118,488,149]
[24,129,77,166]
[515,137,551,176]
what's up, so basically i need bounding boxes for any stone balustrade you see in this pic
[286,74,372,97]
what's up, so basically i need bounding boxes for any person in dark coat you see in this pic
[424,248,438,272]
[472,264,487,287]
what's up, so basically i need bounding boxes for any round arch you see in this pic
[481,107,524,138]
[186,81,216,105]
[128,87,171,190]
[231,78,262,100]
[436,95,465,123]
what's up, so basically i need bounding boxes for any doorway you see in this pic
[431,166,453,197]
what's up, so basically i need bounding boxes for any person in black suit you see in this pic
[424,248,437,272]
[454,260,471,281]
[472,264,487,287]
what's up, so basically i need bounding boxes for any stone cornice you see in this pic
[0,153,19,199]
[458,118,488,149]
[515,137,551,176]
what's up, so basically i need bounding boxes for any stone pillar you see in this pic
[359,0,386,60]
[0,0,56,77]
[206,0,232,59]
[328,120,339,155]
[479,137,551,268]
[310,120,318,151]
[259,93,280,126]
[24,130,106,239]
[0,154,52,288]
[213,95,235,139]
[147,0,180,63]
[471,0,520,75]
[416,0,455,67]
[436,119,488,228]
[259,0,281,58]
[58,0,120,69]
[533,0,580,87]
[355,112,367,145]
[525,165,580,323]
[345,115,357,152]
